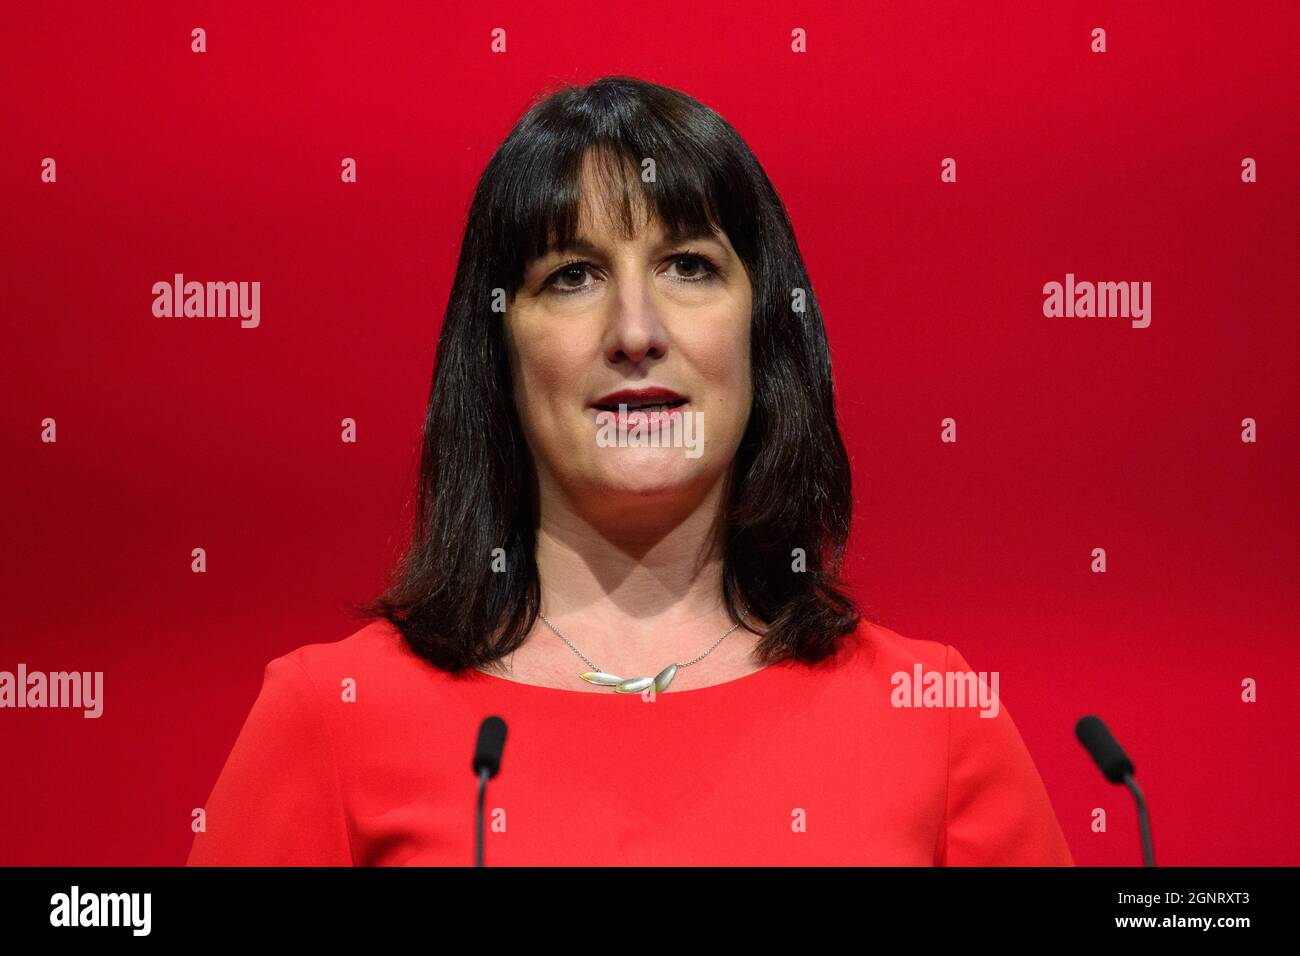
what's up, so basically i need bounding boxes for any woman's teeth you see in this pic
[596,400,685,412]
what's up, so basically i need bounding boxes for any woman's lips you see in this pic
[589,401,690,430]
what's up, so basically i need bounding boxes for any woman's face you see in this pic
[505,163,753,509]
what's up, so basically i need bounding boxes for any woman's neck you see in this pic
[529,470,750,663]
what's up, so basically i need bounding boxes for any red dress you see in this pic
[186,619,1074,866]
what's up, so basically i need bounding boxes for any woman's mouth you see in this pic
[591,399,688,414]
[589,389,690,428]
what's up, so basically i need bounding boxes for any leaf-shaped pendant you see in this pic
[653,664,677,692]
[581,672,625,686]
[614,676,655,694]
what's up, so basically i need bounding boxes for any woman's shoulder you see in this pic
[276,617,408,668]
[842,617,953,675]
[264,618,439,700]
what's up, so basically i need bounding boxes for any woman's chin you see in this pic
[586,455,708,497]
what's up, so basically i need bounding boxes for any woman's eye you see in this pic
[543,253,719,296]
[665,254,718,282]
[548,264,594,293]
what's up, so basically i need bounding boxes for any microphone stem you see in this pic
[1123,774,1155,867]
[475,767,490,867]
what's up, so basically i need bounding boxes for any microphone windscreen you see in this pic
[473,715,508,778]
[1075,715,1135,784]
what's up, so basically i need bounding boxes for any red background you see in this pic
[2,1,1296,865]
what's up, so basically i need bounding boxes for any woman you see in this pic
[187,76,1073,866]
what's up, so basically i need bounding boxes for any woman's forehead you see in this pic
[523,148,730,264]
[569,172,655,242]
[548,190,723,253]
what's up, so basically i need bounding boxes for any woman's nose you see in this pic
[604,274,668,365]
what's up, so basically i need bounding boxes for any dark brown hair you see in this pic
[352,75,862,671]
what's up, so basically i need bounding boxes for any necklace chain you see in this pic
[537,611,744,674]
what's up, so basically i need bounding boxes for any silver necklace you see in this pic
[538,611,744,694]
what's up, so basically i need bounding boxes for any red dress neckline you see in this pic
[464,656,788,699]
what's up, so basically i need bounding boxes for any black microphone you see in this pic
[1075,715,1155,866]
[471,716,508,867]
